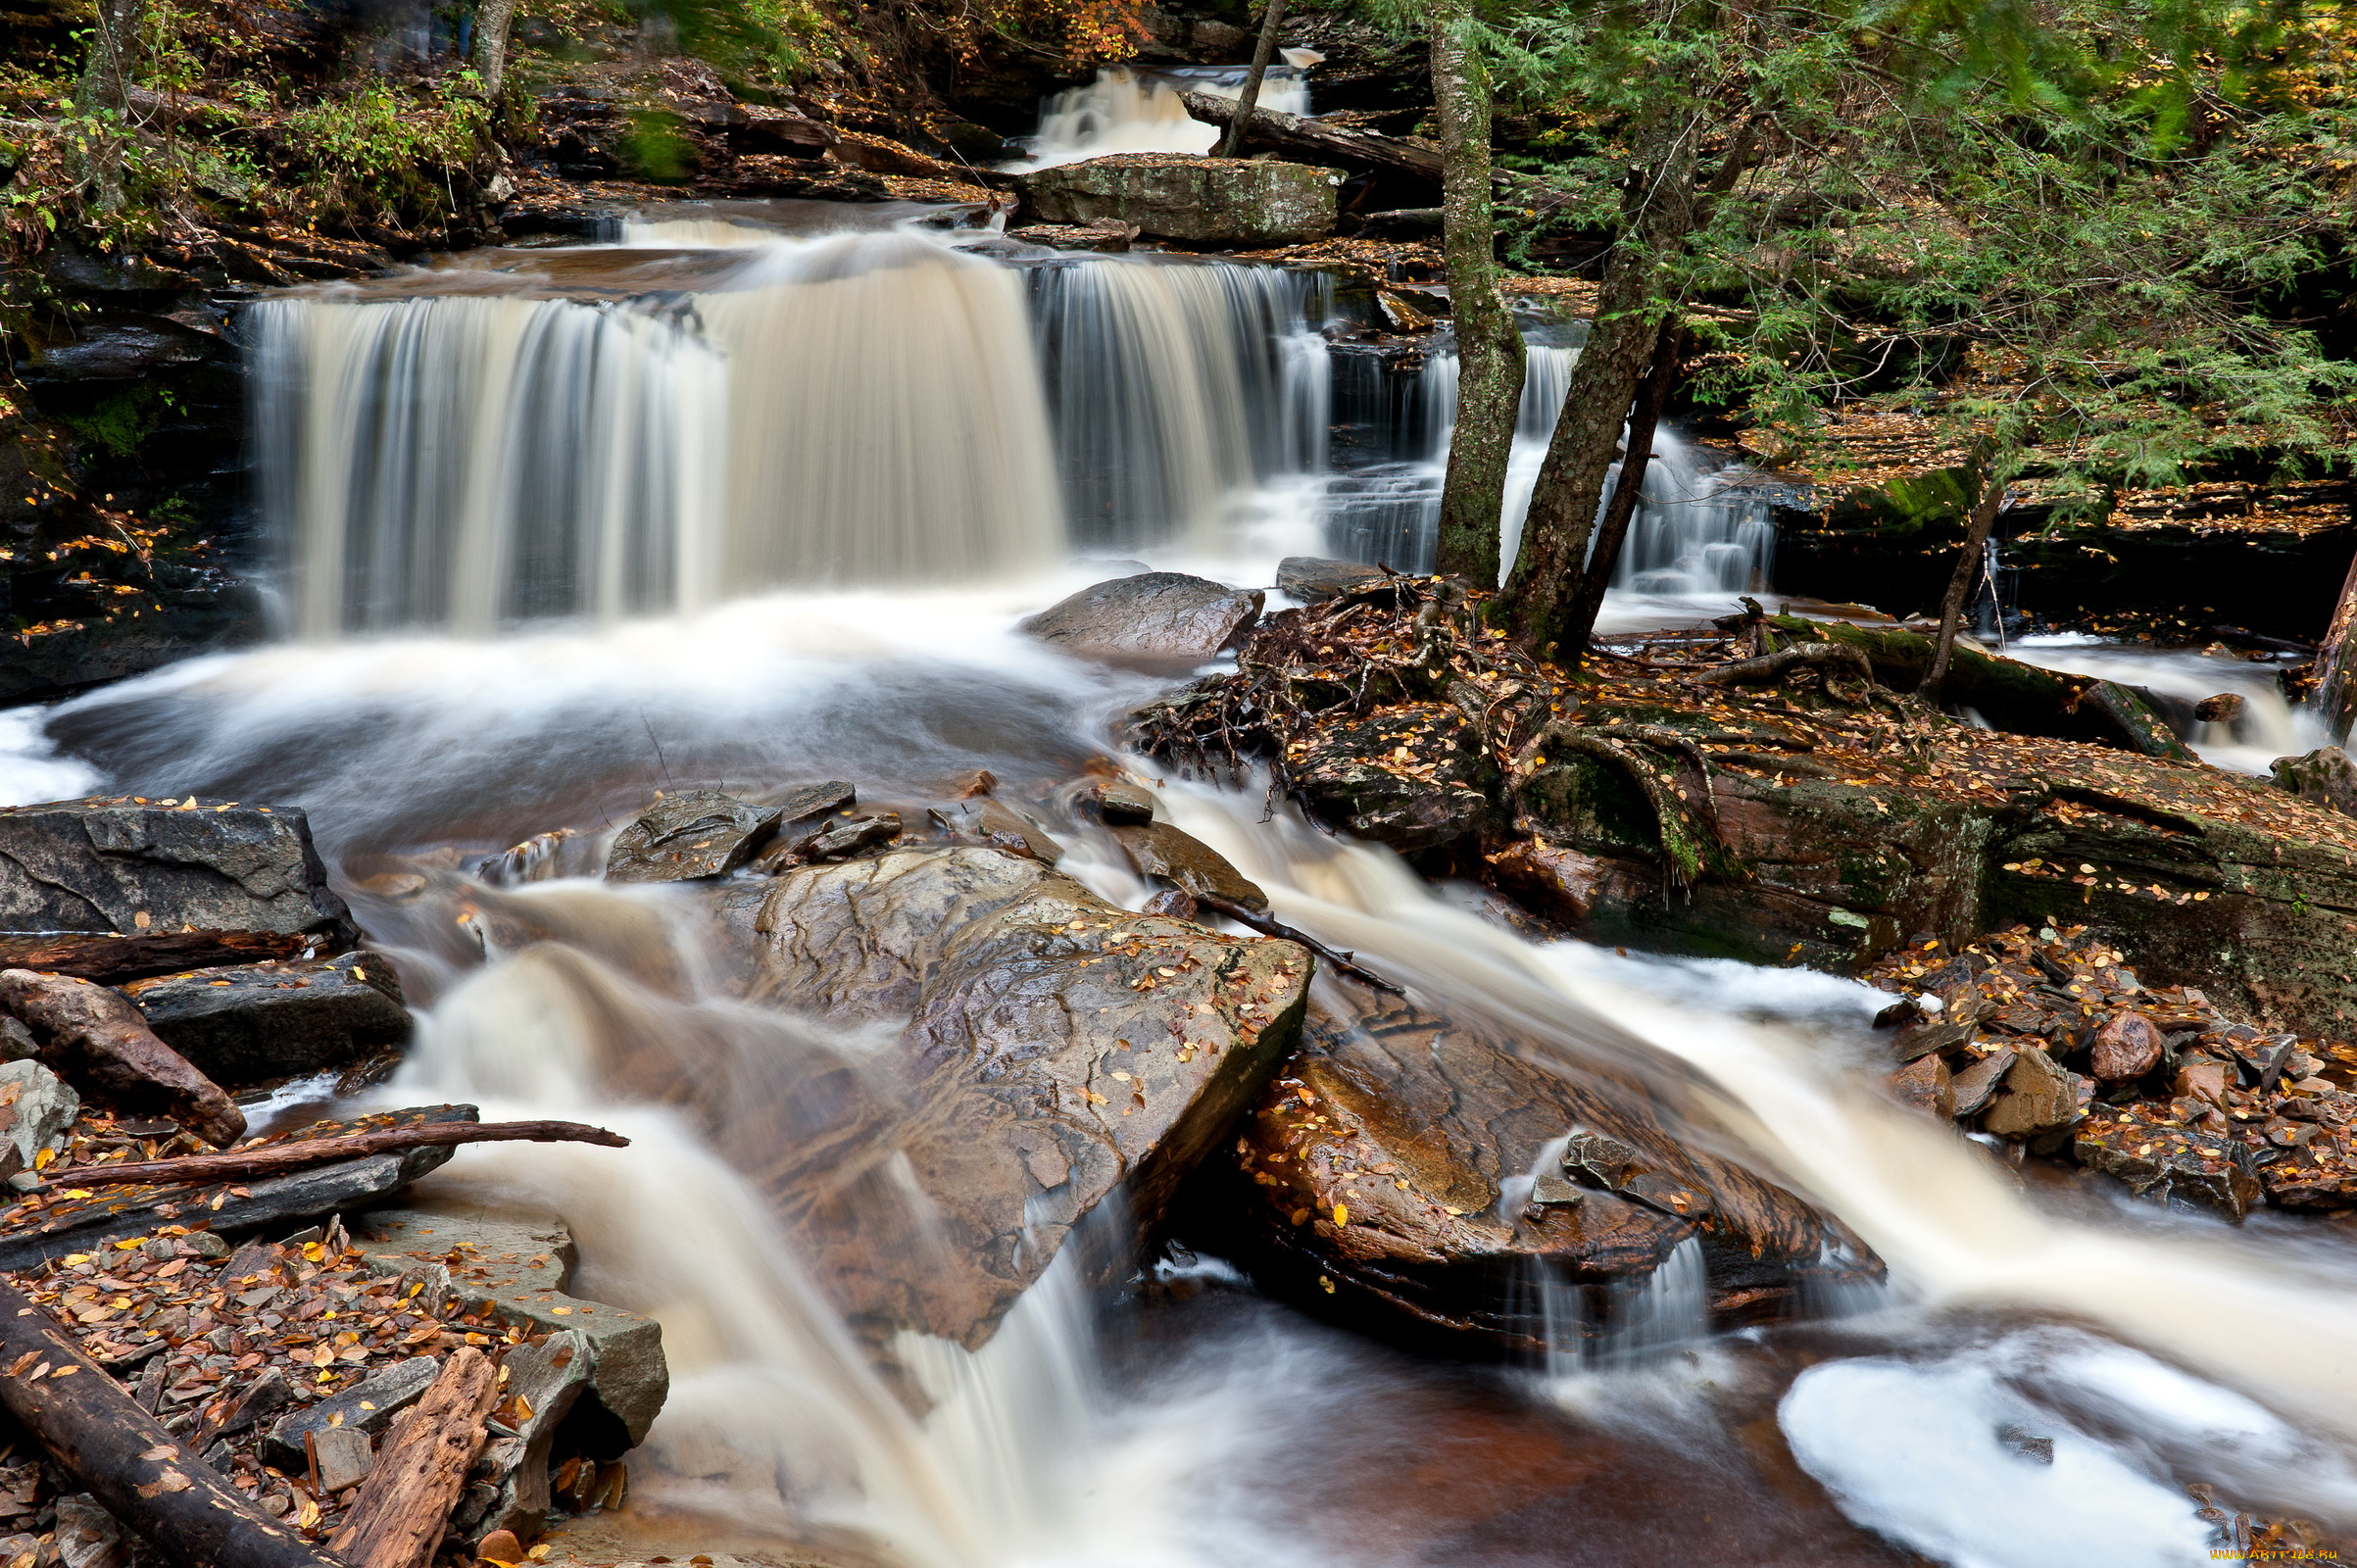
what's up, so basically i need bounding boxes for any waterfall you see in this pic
[1013,66,1313,171]
[1029,258,1328,551]
[251,294,728,639]
[1341,333,1775,592]
[254,232,1066,634]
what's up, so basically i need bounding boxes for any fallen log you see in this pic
[0,1273,341,1568]
[36,1118,630,1191]
[0,931,313,985]
[1770,615,2193,760]
[1178,91,1443,184]
[328,1347,501,1568]
[1690,641,1878,692]
[0,970,245,1146]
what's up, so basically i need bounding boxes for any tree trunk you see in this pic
[0,970,244,1146]
[1499,113,1698,657]
[1429,1,1524,585]
[1557,319,1683,654]
[2311,548,2357,741]
[1219,0,1290,159]
[72,0,149,210]
[1919,480,2006,701]
[48,1118,629,1190]
[470,0,518,97]
[328,1348,501,1568]
[0,1276,341,1568]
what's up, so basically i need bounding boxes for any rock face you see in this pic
[1020,572,1263,668]
[120,953,410,1086]
[0,797,354,947]
[663,846,1313,1348]
[1187,991,1873,1358]
[1018,154,1339,245]
[604,790,782,883]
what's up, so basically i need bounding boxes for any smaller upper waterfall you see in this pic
[1012,65,1313,170]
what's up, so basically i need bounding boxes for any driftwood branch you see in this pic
[0,970,245,1147]
[33,1120,630,1191]
[1192,893,1403,994]
[0,1275,341,1568]
[328,1348,500,1568]
[1922,481,2006,701]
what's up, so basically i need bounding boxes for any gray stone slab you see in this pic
[120,953,411,1086]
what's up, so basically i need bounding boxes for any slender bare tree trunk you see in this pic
[1498,113,1697,657]
[1557,319,1683,652]
[471,0,519,96]
[1429,0,1524,585]
[1219,0,1289,159]
[1920,480,2006,701]
[73,0,148,210]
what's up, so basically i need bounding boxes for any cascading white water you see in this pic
[1013,66,1313,171]
[1029,259,1329,550]
[15,593,2357,1567]
[251,294,728,638]
[1367,335,1776,593]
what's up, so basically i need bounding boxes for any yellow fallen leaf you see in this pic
[1333,1204,1349,1225]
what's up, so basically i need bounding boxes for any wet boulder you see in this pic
[672,846,1313,1348]
[119,952,411,1087]
[1187,991,1875,1358]
[1109,820,1267,911]
[1277,556,1386,603]
[1017,154,1339,246]
[0,1059,78,1178]
[0,797,355,948]
[605,790,782,883]
[2271,746,2357,816]
[1020,572,1263,669]
[1288,704,1499,855]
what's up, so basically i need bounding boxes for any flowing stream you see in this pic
[3,206,2352,1567]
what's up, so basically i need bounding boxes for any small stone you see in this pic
[183,1230,230,1259]
[474,1530,526,1567]
[1980,1046,2083,1138]
[2173,1056,2231,1106]
[1089,780,1157,825]
[2271,746,2357,814]
[1527,1172,1584,1206]
[309,1425,374,1494]
[1139,888,1198,920]
[1562,1129,1647,1190]
[2193,693,2244,723]
[804,811,903,862]
[0,1059,78,1172]
[1110,821,1266,912]
[264,1356,438,1469]
[1996,1425,2054,1464]
[1889,1053,1955,1119]
[0,1017,36,1063]
[54,1494,125,1568]
[2087,1011,2163,1083]
[605,791,783,883]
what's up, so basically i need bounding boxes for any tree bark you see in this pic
[1499,113,1698,657]
[72,0,149,210]
[328,1348,501,1568]
[1429,1,1524,585]
[1179,93,1443,183]
[470,0,518,97]
[0,1275,341,1568]
[1556,319,1684,654]
[2311,547,2357,742]
[0,970,244,1147]
[1219,0,1290,159]
[1919,480,2006,701]
[45,1119,629,1190]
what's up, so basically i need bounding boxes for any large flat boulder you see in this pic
[1018,154,1338,246]
[0,797,355,947]
[1184,990,1875,1357]
[119,953,411,1087]
[642,846,1312,1348]
[1020,571,1262,669]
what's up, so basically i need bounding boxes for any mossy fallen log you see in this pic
[1770,614,2191,760]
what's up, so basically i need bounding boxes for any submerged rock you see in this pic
[0,797,355,948]
[605,790,782,883]
[681,846,1312,1348]
[120,952,410,1086]
[1018,154,1339,246]
[1187,990,1874,1357]
[1021,572,1263,668]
